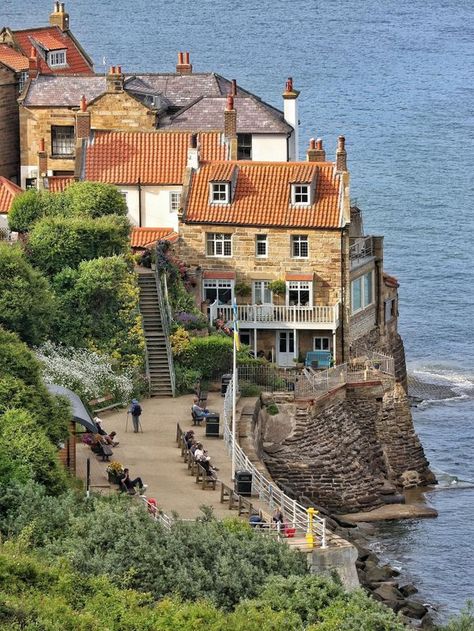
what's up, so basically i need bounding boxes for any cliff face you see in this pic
[258,379,435,514]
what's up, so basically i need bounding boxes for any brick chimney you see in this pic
[187,133,199,170]
[336,135,347,171]
[76,95,91,139]
[106,65,124,93]
[38,138,48,190]
[49,2,70,31]
[283,77,300,161]
[224,95,238,160]
[176,51,192,74]
[307,138,326,162]
[28,46,38,79]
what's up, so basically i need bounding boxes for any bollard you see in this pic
[306,507,317,548]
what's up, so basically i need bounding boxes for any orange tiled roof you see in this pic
[0,44,29,71]
[0,177,23,213]
[185,161,342,229]
[12,27,93,75]
[383,273,400,288]
[48,175,75,192]
[131,227,178,249]
[83,131,228,185]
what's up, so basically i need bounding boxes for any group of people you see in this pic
[184,429,219,479]
[249,507,285,529]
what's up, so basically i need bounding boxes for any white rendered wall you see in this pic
[20,165,37,189]
[252,134,288,162]
[119,185,182,230]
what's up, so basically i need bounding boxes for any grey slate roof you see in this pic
[22,72,292,134]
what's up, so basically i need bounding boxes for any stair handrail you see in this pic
[154,266,176,397]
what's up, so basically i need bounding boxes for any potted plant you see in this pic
[235,281,252,303]
[292,353,305,370]
[106,461,124,484]
[268,279,286,305]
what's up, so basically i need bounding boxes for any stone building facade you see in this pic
[0,64,20,181]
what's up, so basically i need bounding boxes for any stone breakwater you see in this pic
[255,379,435,514]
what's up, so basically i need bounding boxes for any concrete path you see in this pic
[77,391,248,519]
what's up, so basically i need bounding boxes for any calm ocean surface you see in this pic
[4,0,473,620]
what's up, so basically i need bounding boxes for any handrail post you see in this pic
[321,518,327,548]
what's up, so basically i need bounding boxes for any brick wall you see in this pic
[0,65,20,181]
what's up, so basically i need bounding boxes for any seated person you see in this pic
[249,512,265,528]
[119,468,148,495]
[98,436,113,461]
[200,456,218,479]
[192,398,210,419]
[193,442,205,461]
[272,507,284,526]
[93,417,107,436]
[184,430,195,448]
[102,431,119,447]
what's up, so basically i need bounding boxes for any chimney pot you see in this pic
[286,77,293,92]
[231,79,237,96]
[338,135,345,150]
[117,65,122,74]
[189,133,197,149]
[185,51,190,64]
[309,138,316,150]
[336,135,347,171]
[110,65,115,74]
[39,138,45,152]
[226,94,234,111]
[316,138,323,150]
[80,94,87,112]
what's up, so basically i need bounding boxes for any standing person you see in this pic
[129,399,142,433]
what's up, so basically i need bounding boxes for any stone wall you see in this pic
[0,65,20,181]
[256,379,434,514]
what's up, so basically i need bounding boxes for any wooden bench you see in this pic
[191,409,204,426]
[196,463,217,490]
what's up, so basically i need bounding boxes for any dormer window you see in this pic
[291,183,310,206]
[48,50,67,68]
[210,182,230,204]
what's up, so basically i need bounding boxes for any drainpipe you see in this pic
[138,177,142,227]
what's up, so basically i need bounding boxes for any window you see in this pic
[253,281,272,304]
[18,71,28,93]
[291,184,310,206]
[25,177,37,190]
[210,182,230,203]
[240,330,251,346]
[237,133,252,160]
[351,271,374,313]
[385,299,396,323]
[170,191,181,213]
[291,235,309,258]
[287,281,311,306]
[203,279,233,305]
[314,336,331,351]
[255,234,268,258]
[206,233,232,257]
[48,50,67,67]
[51,125,75,156]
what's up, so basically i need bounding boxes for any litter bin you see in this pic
[221,373,232,396]
[235,470,252,497]
[205,413,220,438]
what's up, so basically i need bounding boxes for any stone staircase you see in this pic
[137,272,173,397]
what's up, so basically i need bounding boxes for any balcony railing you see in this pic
[349,236,374,267]
[209,301,340,330]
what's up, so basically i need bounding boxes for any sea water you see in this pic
[4,0,473,620]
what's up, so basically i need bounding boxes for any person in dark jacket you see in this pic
[129,399,142,433]
[119,468,147,494]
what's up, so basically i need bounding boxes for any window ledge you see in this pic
[50,154,75,160]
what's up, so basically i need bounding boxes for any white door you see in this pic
[277,331,295,366]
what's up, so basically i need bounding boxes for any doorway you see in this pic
[276,330,295,366]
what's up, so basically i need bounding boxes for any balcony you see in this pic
[209,301,340,330]
[349,236,374,269]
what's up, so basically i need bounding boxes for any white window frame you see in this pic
[206,233,232,257]
[291,183,310,206]
[286,280,313,307]
[169,191,181,213]
[18,71,29,93]
[313,336,331,351]
[203,279,234,304]
[291,234,309,258]
[255,234,268,258]
[252,281,273,305]
[48,50,67,68]
[351,270,374,314]
[210,182,230,204]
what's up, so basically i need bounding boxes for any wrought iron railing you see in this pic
[349,236,374,266]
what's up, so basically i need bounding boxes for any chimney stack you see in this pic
[76,95,91,139]
[282,77,300,161]
[38,138,48,189]
[187,133,199,170]
[224,95,238,160]
[336,135,347,171]
[176,51,193,74]
[49,1,70,31]
[106,65,124,93]
[231,79,237,96]
[307,137,326,162]
[28,46,38,79]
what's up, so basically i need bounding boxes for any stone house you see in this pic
[18,58,299,189]
[0,2,94,182]
[173,136,398,368]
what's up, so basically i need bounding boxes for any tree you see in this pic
[7,189,66,233]
[63,181,128,218]
[28,214,130,275]
[0,243,55,345]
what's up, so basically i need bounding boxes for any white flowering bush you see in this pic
[36,341,134,404]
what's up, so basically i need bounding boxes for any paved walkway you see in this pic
[77,391,248,519]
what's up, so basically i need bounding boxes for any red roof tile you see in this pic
[0,44,28,72]
[185,161,342,229]
[383,273,400,288]
[83,131,228,185]
[131,227,178,249]
[0,177,23,214]
[12,27,93,75]
[48,175,75,192]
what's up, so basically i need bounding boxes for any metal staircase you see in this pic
[137,271,175,397]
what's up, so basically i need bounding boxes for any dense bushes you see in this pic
[174,335,234,378]
[0,242,56,345]
[28,214,130,275]
[8,189,66,232]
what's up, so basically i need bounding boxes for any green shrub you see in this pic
[0,243,56,345]
[28,214,130,275]
[174,335,234,378]
[8,189,67,232]
[175,366,202,394]
[267,403,279,415]
[239,382,263,397]
[268,279,286,296]
[63,181,128,218]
